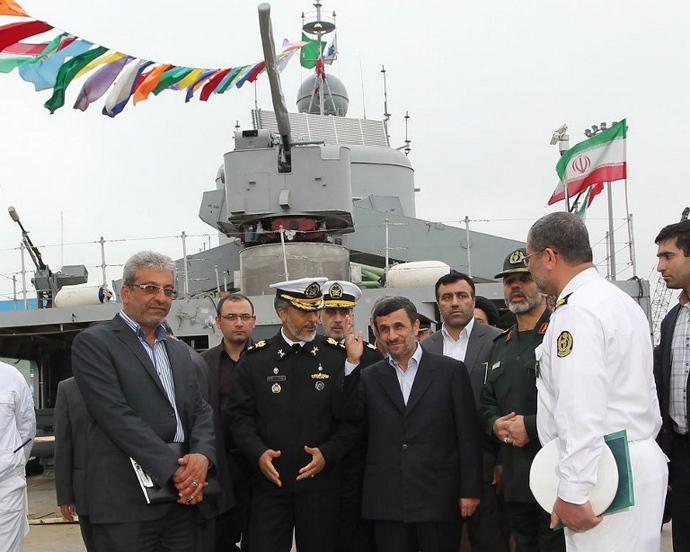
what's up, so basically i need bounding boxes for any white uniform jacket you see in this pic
[535,267,661,504]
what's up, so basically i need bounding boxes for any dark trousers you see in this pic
[505,501,566,552]
[337,446,375,552]
[463,481,511,552]
[78,514,97,552]
[374,520,460,552]
[214,473,252,552]
[670,434,690,550]
[248,486,339,552]
[93,503,194,552]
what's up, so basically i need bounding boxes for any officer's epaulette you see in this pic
[246,339,270,353]
[365,342,377,350]
[554,293,572,311]
[325,337,346,349]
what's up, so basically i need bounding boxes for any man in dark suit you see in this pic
[422,272,509,552]
[200,293,256,551]
[54,377,96,552]
[355,296,481,551]
[320,280,382,552]
[72,251,216,552]
[229,277,361,552]
[654,220,690,551]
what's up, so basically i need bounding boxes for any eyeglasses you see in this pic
[220,314,255,322]
[523,249,546,267]
[130,283,178,299]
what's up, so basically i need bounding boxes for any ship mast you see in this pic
[302,1,336,116]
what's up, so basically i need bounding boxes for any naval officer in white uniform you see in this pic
[525,212,667,552]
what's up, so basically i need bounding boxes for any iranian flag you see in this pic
[548,119,627,205]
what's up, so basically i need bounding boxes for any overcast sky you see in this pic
[0,0,685,303]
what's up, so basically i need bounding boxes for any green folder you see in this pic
[602,429,635,514]
[553,430,634,530]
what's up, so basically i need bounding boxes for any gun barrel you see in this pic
[258,3,291,159]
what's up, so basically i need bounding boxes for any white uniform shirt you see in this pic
[0,361,36,469]
[535,268,661,504]
[441,316,474,362]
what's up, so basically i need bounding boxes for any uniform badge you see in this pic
[271,383,282,394]
[273,367,279,374]
[492,361,501,370]
[318,363,323,371]
[327,337,339,346]
[305,282,321,299]
[255,340,267,348]
[538,322,549,335]
[556,331,574,358]
[311,373,329,380]
[509,250,526,265]
[315,381,325,391]
[277,349,285,358]
[311,346,319,356]
[329,282,343,299]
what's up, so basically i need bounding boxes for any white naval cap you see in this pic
[321,280,362,309]
[269,277,328,311]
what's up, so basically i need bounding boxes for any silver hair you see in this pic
[122,251,176,286]
[527,212,593,265]
[274,297,291,313]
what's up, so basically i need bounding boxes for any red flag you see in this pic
[0,21,52,52]
[200,68,231,101]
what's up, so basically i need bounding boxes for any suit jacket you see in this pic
[422,321,503,481]
[72,314,216,524]
[229,333,359,493]
[422,321,503,406]
[199,342,240,516]
[654,303,684,457]
[359,350,481,523]
[54,377,91,516]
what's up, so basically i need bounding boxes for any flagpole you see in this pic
[585,123,616,280]
[624,179,636,276]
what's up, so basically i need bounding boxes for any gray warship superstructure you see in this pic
[0,3,650,462]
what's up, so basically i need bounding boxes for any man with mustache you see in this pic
[653,219,690,551]
[229,277,362,552]
[481,248,565,551]
[422,272,509,552]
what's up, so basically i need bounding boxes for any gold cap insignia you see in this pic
[305,282,321,299]
[509,250,526,265]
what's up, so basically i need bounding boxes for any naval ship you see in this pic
[0,3,650,467]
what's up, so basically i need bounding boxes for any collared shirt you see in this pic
[119,311,184,443]
[441,316,475,362]
[535,267,661,504]
[219,339,252,429]
[670,302,690,433]
[388,343,424,405]
[280,328,307,348]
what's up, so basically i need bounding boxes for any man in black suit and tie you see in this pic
[354,296,482,551]
[54,377,96,551]
[422,272,509,552]
[654,220,690,551]
[200,293,256,551]
[72,251,216,552]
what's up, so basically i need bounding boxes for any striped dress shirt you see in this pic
[119,311,185,443]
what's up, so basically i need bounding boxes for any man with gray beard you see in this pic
[228,277,363,552]
[481,248,565,551]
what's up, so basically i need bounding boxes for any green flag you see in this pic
[300,32,325,69]
[44,46,108,113]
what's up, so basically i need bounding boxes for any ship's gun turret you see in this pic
[198,3,354,247]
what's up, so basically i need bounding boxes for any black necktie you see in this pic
[291,343,302,355]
